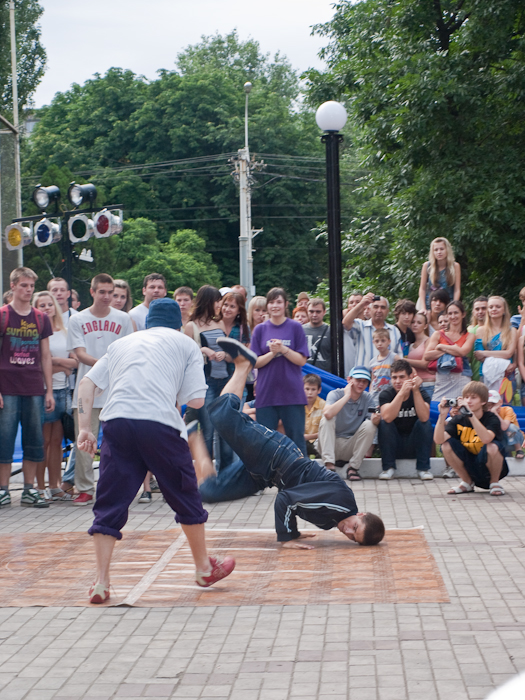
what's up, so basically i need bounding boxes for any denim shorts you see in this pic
[0,394,45,463]
[43,388,69,424]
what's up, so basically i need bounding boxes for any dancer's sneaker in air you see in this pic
[216,337,257,366]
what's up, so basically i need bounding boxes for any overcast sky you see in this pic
[32,0,335,108]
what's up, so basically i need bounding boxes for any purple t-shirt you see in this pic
[0,306,53,396]
[250,317,308,408]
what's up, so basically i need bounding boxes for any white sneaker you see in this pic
[442,467,457,478]
[418,470,434,480]
[379,468,395,480]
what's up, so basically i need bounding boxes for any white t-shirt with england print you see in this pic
[67,307,133,408]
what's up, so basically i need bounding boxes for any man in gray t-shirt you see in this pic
[317,366,380,481]
[303,298,331,372]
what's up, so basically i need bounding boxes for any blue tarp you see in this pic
[301,362,525,431]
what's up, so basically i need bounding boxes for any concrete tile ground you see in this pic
[1,477,525,699]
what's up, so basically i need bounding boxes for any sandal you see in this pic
[515,450,524,460]
[447,481,474,495]
[489,482,505,496]
[346,466,362,481]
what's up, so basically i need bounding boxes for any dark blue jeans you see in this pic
[256,404,307,457]
[208,393,310,489]
[378,419,433,471]
[199,457,265,503]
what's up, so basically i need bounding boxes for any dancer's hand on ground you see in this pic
[78,430,97,456]
[282,533,316,550]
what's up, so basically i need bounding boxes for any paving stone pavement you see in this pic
[1,477,525,699]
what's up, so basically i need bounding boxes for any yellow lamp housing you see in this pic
[68,213,94,243]
[34,218,61,247]
[93,209,123,238]
[4,222,33,251]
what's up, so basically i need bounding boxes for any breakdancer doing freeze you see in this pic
[76,299,235,603]
[205,337,385,549]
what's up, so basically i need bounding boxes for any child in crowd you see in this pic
[369,328,400,405]
[394,299,417,356]
[486,390,524,459]
[418,237,461,311]
[303,374,325,458]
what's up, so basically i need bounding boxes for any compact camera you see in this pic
[372,295,381,301]
[445,398,458,407]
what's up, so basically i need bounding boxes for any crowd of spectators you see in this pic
[0,235,522,507]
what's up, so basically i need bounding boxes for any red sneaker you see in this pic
[195,555,236,587]
[73,493,93,506]
[89,582,110,604]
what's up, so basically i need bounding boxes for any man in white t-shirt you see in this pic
[76,298,235,603]
[129,273,167,331]
[47,277,79,328]
[67,273,133,506]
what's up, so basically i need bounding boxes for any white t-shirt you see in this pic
[67,307,133,408]
[128,303,149,331]
[49,330,69,390]
[86,327,207,439]
[62,307,79,328]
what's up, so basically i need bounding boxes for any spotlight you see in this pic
[4,223,33,251]
[68,214,94,243]
[68,182,97,207]
[34,218,61,247]
[32,184,60,211]
[93,209,122,238]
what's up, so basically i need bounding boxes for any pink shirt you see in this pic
[408,339,435,382]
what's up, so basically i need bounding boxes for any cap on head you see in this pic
[487,390,501,404]
[349,366,371,382]
[146,298,182,330]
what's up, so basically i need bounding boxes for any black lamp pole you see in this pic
[322,131,345,378]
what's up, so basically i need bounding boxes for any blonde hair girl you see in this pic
[474,296,517,394]
[418,237,461,311]
[247,295,267,332]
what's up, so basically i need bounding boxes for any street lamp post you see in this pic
[316,101,348,378]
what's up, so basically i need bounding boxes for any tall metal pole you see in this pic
[322,132,345,378]
[238,147,250,292]
[9,1,23,267]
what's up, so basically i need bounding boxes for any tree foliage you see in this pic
[306,0,525,304]
[0,0,46,116]
[23,32,329,297]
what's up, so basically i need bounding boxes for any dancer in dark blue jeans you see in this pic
[203,338,385,549]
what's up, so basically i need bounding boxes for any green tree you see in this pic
[23,33,329,298]
[306,0,525,304]
[0,0,46,116]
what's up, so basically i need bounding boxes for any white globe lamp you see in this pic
[315,101,348,132]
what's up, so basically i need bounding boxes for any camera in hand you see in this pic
[368,406,381,413]
[372,295,381,301]
[445,398,458,407]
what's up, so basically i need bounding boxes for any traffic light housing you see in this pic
[34,218,61,247]
[68,213,94,243]
[93,209,122,238]
[4,223,33,251]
